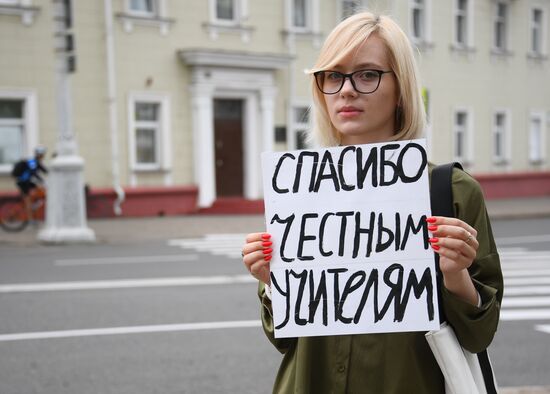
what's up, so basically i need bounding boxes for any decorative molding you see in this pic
[202,22,255,43]
[281,29,323,48]
[115,12,175,35]
[0,4,39,25]
[179,49,293,70]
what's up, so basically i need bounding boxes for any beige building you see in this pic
[1,0,549,215]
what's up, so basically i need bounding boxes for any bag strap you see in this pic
[430,163,497,394]
[430,162,461,323]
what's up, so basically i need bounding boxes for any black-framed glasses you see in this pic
[313,69,394,95]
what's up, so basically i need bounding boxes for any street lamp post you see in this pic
[38,0,95,243]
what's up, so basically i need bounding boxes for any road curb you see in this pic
[501,387,550,394]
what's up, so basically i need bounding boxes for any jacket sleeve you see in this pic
[258,281,297,354]
[441,169,504,353]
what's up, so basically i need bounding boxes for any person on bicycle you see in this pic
[14,146,48,219]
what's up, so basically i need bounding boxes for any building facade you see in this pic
[1,0,549,215]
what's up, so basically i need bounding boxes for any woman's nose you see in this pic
[340,76,357,96]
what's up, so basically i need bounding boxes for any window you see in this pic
[128,0,157,16]
[453,110,471,163]
[529,112,546,163]
[292,106,310,150]
[128,94,171,172]
[0,99,24,166]
[292,0,309,29]
[135,102,160,165]
[494,2,508,51]
[216,0,235,21]
[340,0,365,20]
[531,8,544,54]
[411,0,426,41]
[493,111,510,163]
[0,91,37,173]
[454,0,469,47]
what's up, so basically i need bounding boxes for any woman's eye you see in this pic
[358,70,378,80]
[327,72,343,81]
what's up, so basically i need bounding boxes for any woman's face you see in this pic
[322,34,399,145]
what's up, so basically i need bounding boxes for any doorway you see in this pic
[214,99,244,197]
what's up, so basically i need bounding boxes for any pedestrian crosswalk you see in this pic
[168,236,550,329]
[499,247,550,333]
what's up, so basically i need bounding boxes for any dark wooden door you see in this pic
[214,99,244,197]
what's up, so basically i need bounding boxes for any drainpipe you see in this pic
[104,0,125,215]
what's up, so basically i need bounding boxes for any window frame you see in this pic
[529,6,547,56]
[126,0,158,18]
[209,0,244,26]
[289,0,313,32]
[338,0,368,21]
[452,107,473,165]
[492,109,511,164]
[128,92,171,173]
[289,102,311,150]
[290,102,311,149]
[452,0,474,49]
[493,1,509,52]
[529,110,547,164]
[409,0,432,45]
[0,90,38,174]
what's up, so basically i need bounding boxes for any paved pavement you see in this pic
[1,196,550,394]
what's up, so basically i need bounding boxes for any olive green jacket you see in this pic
[258,166,504,394]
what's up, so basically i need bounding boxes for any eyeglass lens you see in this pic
[316,70,383,94]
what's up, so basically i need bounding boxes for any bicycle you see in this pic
[0,185,46,232]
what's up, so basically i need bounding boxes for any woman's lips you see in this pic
[338,106,363,118]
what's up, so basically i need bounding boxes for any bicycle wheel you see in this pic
[0,200,28,232]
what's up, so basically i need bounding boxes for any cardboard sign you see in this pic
[261,139,439,338]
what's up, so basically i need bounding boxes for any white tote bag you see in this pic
[425,322,497,394]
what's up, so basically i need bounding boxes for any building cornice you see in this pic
[178,49,294,70]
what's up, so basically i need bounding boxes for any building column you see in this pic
[260,87,276,154]
[244,93,260,200]
[190,84,216,208]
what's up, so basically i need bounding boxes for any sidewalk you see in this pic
[1,196,549,246]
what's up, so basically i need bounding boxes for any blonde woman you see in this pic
[242,12,502,393]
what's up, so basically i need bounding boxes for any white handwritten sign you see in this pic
[261,139,439,338]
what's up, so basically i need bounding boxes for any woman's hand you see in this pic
[242,232,273,285]
[426,216,479,305]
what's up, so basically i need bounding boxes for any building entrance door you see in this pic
[214,99,244,197]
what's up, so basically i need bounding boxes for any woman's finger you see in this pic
[242,233,271,257]
[428,224,479,250]
[426,216,477,237]
[429,236,477,260]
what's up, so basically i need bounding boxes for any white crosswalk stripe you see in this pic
[500,247,550,329]
[168,234,248,259]
[168,236,550,326]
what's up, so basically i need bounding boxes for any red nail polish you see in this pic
[428,225,438,232]
[261,233,271,240]
[263,248,273,255]
[428,237,439,243]
[262,241,272,247]
[426,217,437,223]
[431,245,440,250]
[264,255,272,261]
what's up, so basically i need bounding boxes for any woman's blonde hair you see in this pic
[307,12,426,147]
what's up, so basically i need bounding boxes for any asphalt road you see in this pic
[0,217,549,393]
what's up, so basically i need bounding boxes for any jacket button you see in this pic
[338,365,345,373]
